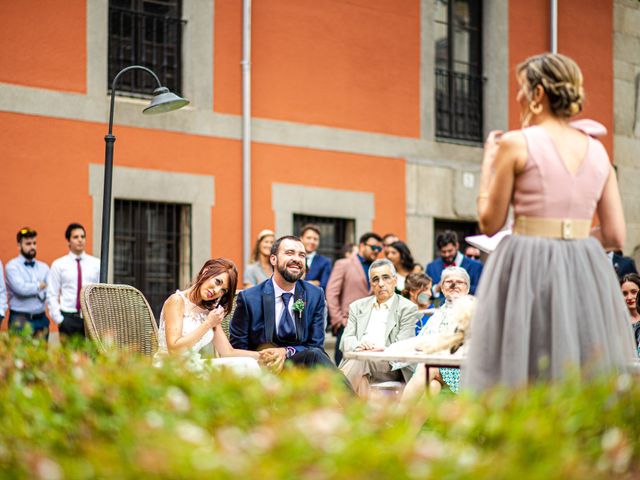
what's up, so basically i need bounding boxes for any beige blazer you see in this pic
[339,294,419,379]
[326,254,370,327]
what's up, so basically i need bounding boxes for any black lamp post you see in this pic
[99,65,189,283]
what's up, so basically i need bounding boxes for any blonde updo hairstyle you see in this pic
[517,53,584,118]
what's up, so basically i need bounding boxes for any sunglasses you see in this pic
[367,244,382,253]
[467,255,481,260]
[20,228,35,235]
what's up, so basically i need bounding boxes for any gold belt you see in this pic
[513,216,591,240]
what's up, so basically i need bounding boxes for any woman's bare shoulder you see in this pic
[499,130,527,148]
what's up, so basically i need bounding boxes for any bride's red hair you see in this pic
[189,258,238,314]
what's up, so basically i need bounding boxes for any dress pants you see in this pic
[8,311,50,340]
[288,347,355,394]
[339,358,403,396]
[59,312,86,340]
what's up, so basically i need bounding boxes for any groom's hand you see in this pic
[258,348,286,373]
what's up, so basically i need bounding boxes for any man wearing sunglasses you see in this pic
[326,232,383,364]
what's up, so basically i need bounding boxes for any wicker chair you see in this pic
[80,283,159,356]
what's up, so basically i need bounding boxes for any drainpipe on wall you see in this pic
[550,0,558,53]
[242,0,252,270]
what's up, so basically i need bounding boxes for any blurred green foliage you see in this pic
[0,332,638,479]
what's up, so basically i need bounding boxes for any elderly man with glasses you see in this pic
[326,232,383,365]
[338,258,420,397]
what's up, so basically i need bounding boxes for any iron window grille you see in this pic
[108,0,184,97]
[293,214,355,262]
[114,199,191,319]
[434,0,483,143]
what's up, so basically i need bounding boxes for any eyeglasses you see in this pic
[371,274,394,285]
[442,280,467,288]
[366,244,382,253]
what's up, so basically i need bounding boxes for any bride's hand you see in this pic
[483,130,503,169]
[206,306,225,329]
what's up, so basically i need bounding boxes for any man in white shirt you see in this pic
[339,259,419,397]
[47,223,100,340]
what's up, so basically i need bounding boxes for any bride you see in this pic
[156,258,260,373]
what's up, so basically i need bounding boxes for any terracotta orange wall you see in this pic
[509,0,613,154]
[251,143,406,244]
[0,0,86,93]
[0,112,406,271]
[214,0,420,137]
[0,112,243,267]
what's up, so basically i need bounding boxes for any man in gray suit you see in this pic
[339,259,420,397]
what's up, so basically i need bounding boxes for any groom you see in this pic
[230,235,335,371]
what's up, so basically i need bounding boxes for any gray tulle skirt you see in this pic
[461,235,637,392]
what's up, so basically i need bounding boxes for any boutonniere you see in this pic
[292,299,305,317]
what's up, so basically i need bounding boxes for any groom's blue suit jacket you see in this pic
[230,278,326,354]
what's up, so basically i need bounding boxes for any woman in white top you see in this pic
[157,258,260,373]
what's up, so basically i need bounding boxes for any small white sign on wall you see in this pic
[462,172,475,189]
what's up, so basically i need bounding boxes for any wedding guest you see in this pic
[385,240,416,292]
[47,223,100,340]
[464,246,482,262]
[620,273,640,350]
[400,272,433,334]
[339,259,419,397]
[326,232,382,364]
[244,229,275,288]
[299,223,332,291]
[426,230,483,298]
[6,227,50,339]
[382,233,399,257]
[465,53,636,391]
[157,258,260,373]
[610,250,638,280]
[401,267,470,403]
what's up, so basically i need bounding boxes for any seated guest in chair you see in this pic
[156,258,260,374]
[339,259,420,397]
[230,235,337,372]
[401,266,471,403]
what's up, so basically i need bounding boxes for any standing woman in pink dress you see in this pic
[463,53,637,391]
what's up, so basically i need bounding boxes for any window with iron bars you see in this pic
[434,0,483,143]
[108,0,184,97]
[114,199,192,320]
[293,214,355,262]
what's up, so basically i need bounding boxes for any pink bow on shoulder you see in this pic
[569,119,607,138]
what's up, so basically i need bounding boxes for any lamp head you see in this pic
[143,87,189,114]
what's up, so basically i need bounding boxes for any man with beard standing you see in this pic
[5,227,50,339]
[230,235,335,370]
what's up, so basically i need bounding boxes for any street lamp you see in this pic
[100,65,189,283]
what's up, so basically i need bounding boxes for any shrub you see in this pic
[0,333,637,479]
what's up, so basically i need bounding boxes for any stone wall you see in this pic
[614,0,640,260]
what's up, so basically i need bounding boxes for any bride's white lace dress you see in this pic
[155,290,260,374]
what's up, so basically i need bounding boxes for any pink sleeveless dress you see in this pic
[463,122,637,392]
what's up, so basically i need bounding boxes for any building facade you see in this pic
[0,0,637,314]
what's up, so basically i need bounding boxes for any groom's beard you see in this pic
[277,259,304,283]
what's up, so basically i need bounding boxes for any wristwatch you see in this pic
[285,346,296,358]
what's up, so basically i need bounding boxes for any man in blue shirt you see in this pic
[6,227,50,339]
